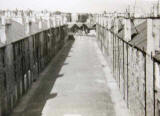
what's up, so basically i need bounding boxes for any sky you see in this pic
[0,0,158,13]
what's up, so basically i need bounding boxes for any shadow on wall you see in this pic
[10,39,75,116]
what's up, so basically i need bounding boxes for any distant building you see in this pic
[71,13,78,22]
[0,10,69,44]
[78,13,88,23]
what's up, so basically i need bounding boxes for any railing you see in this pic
[0,25,69,116]
[96,22,160,116]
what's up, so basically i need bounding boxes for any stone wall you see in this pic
[0,25,69,116]
[96,16,160,116]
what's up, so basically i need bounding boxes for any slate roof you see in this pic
[117,20,124,38]
[68,23,75,28]
[131,21,138,38]
[129,21,147,51]
[68,23,95,30]
[79,24,89,29]
[86,23,94,29]
[69,24,80,29]
[110,25,114,32]
[0,42,5,48]
[154,51,160,61]
[92,24,96,28]
[77,23,83,28]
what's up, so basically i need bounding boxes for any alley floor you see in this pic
[11,35,130,116]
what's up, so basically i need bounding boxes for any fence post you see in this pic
[113,30,115,76]
[114,18,118,81]
[153,58,156,116]
[124,18,131,108]
[126,44,129,108]
[146,19,154,116]
[5,44,14,115]
[144,51,147,116]
[123,41,125,99]
[124,18,131,42]
[28,36,34,82]
[118,38,120,88]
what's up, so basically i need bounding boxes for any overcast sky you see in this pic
[0,0,158,13]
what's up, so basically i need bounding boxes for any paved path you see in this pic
[11,36,130,116]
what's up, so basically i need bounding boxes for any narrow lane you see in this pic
[11,35,129,116]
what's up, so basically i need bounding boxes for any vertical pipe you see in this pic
[118,38,120,88]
